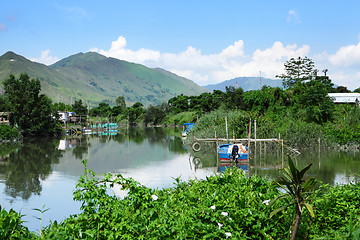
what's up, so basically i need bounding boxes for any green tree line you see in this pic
[1,57,360,143]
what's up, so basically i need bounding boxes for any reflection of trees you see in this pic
[168,137,188,154]
[0,138,63,199]
[145,127,167,143]
[113,127,188,154]
[129,127,146,144]
[71,137,90,160]
[251,151,360,185]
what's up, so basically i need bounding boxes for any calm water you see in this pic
[0,127,359,232]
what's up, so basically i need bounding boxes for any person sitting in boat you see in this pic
[231,144,239,161]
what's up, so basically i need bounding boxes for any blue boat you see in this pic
[182,123,195,137]
[219,162,248,172]
[218,143,248,161]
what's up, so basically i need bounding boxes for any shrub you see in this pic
[0,206,35,239]
[0,124,20,140]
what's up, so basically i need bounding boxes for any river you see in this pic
[0,127,359,232]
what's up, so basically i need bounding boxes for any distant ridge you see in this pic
[203,77,283,92]
[0,51,208,106]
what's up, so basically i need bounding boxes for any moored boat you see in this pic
[182,123,195,137]
[218,143,248,161]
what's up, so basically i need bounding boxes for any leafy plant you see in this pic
[32,205,49,237]
[270,157,317,240]
[0,124,20,140]
[42,161,285,239]
[0,206,34,239]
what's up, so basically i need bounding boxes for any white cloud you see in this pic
[329,71,360,90]
[98,36,161,63]
[287,10,301,24]
[31,50,60,65]
[0,23,7,32]
[329,42,360,67]
[92,35,360,90]
[94,36,313,86]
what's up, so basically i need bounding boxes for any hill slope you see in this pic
[0,51,207,106]
[0,51,74,103]
[203,77,283,92]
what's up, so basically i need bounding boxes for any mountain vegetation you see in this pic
[0,51,207,107]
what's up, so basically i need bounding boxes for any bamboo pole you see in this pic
[253,119,257,167]
[194,137,281,142]
[247,118,251,160]
[216,130,219,172]
[225,116,228,141]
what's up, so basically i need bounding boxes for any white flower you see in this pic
[262,200,270,206]
[210,205,216,210]
[221,211,229,217]
[151,195,158,201]
[225,232,232,238]
[218,223,223,229]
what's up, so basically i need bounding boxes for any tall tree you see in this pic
[293,79,335,124]
[0,94,10,112]
[276,56,315,88]
[224,86,244,110]
[115,96,126,108]
[72,99,88,115]
[3,74,61,136]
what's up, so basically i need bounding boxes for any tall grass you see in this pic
[188,108,335,149]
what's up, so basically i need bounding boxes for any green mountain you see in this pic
[0,51,73,103]
[0,51,207,107]
[203,77,283,92]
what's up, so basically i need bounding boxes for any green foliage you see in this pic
[163,111,198,126]
[292,80,335,124]
[0,124,20,140]
[2,159,360,239]
[43,162,284,239]
[310,182,360,239]
[89,102,112,117]
[335,86,351,93]
[71,99,88,115]
[52,102,72,112]
[144,105,166,126]
[276,56,315,88]
[127,102,146,124]
[115,95,126,108]
[0,51,206,107]
[324,104,360,144]
[186,107,251,140]
[32,205,50,237]
[3,74,62,136]
[224,86,244,110]
[271,157,317,240]
[168,94,190,113]
[0,206,35,239]
[0,94,10,111]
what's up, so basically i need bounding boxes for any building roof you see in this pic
[328,93,360,103]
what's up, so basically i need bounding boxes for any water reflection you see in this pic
[0,138,63,200]
[1,130,360,202]
[250,150,360,185]
[0,127,359,232]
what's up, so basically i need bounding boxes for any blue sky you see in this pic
[1,1,360,89]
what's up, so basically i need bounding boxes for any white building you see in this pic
[328,93,360,104]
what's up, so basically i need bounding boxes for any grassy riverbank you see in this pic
[185,104,360,151]
[1,160,360,239]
